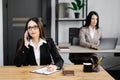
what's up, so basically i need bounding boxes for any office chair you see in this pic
[72,37,79,46]
[69,27,85,64]
[69,37,88,64]
[69,28,80,45]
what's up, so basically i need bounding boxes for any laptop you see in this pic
[98,38,118,50]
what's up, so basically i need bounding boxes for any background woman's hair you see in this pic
[83,11,99,29]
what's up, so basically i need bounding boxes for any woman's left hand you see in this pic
[47,65,57,72]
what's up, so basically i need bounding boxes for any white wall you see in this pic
[88,0,120,38]
[51,0,55,41]
[0,0,3,66]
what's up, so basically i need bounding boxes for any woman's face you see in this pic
[27,20,40,39]
[90,14,98,27]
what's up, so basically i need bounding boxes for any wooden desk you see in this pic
[0,65,114,80]
[58,46,120,53]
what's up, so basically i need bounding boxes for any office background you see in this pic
[0,0,120,70]
[54,0,120,70]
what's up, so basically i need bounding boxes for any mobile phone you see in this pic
[27,33,30,41]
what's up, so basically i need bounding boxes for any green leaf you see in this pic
[71,2,77,10]
[68,2,77,11]
[68,0,85,11]
[78,3,85,10]
[76,0,81,6]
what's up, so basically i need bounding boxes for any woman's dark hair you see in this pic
[84,11,99,29]
[25,17,46,39]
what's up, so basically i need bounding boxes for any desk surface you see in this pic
[58,46,120,53]
[0,65,114,80]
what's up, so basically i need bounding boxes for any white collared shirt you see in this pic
[29,38,47,66]
[89,26,95,39]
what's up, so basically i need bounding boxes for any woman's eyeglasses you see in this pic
[27,25,38,30]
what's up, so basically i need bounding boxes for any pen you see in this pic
[97,57,103,66]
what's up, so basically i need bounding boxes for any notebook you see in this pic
[31,66,60,75]
[58,46,70,51]
[98,38,118,50]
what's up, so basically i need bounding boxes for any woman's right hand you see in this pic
[24,31,29,48]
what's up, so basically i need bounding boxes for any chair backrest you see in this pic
[72,37,79,45]
[69,28,80,45]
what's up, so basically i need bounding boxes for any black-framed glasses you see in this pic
[27,25,38,30]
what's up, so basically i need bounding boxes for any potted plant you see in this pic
[68,0,85,18]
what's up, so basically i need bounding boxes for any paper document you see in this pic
[31,67,59,75]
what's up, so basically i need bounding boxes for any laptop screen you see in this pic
[98,38,118,50]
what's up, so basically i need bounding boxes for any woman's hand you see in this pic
[47,65,57,72]
[91,45,98,50]
[24,31,29,47]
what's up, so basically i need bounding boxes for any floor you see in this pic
[107,70,120,80]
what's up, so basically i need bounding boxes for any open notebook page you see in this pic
[31,66,60,75]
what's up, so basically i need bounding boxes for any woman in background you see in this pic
[69,11,102,64]
[14,17,64,71]
[80,11,102,50]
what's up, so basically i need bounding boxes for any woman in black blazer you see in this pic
[14,17,64,71]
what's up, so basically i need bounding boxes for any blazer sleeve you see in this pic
[14,39,29,67]
[99,28,102,39]
[47,38,64,69]
[79,28,91,47]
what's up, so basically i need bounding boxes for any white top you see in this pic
[29,38,47,66]
[89,26,95,39]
